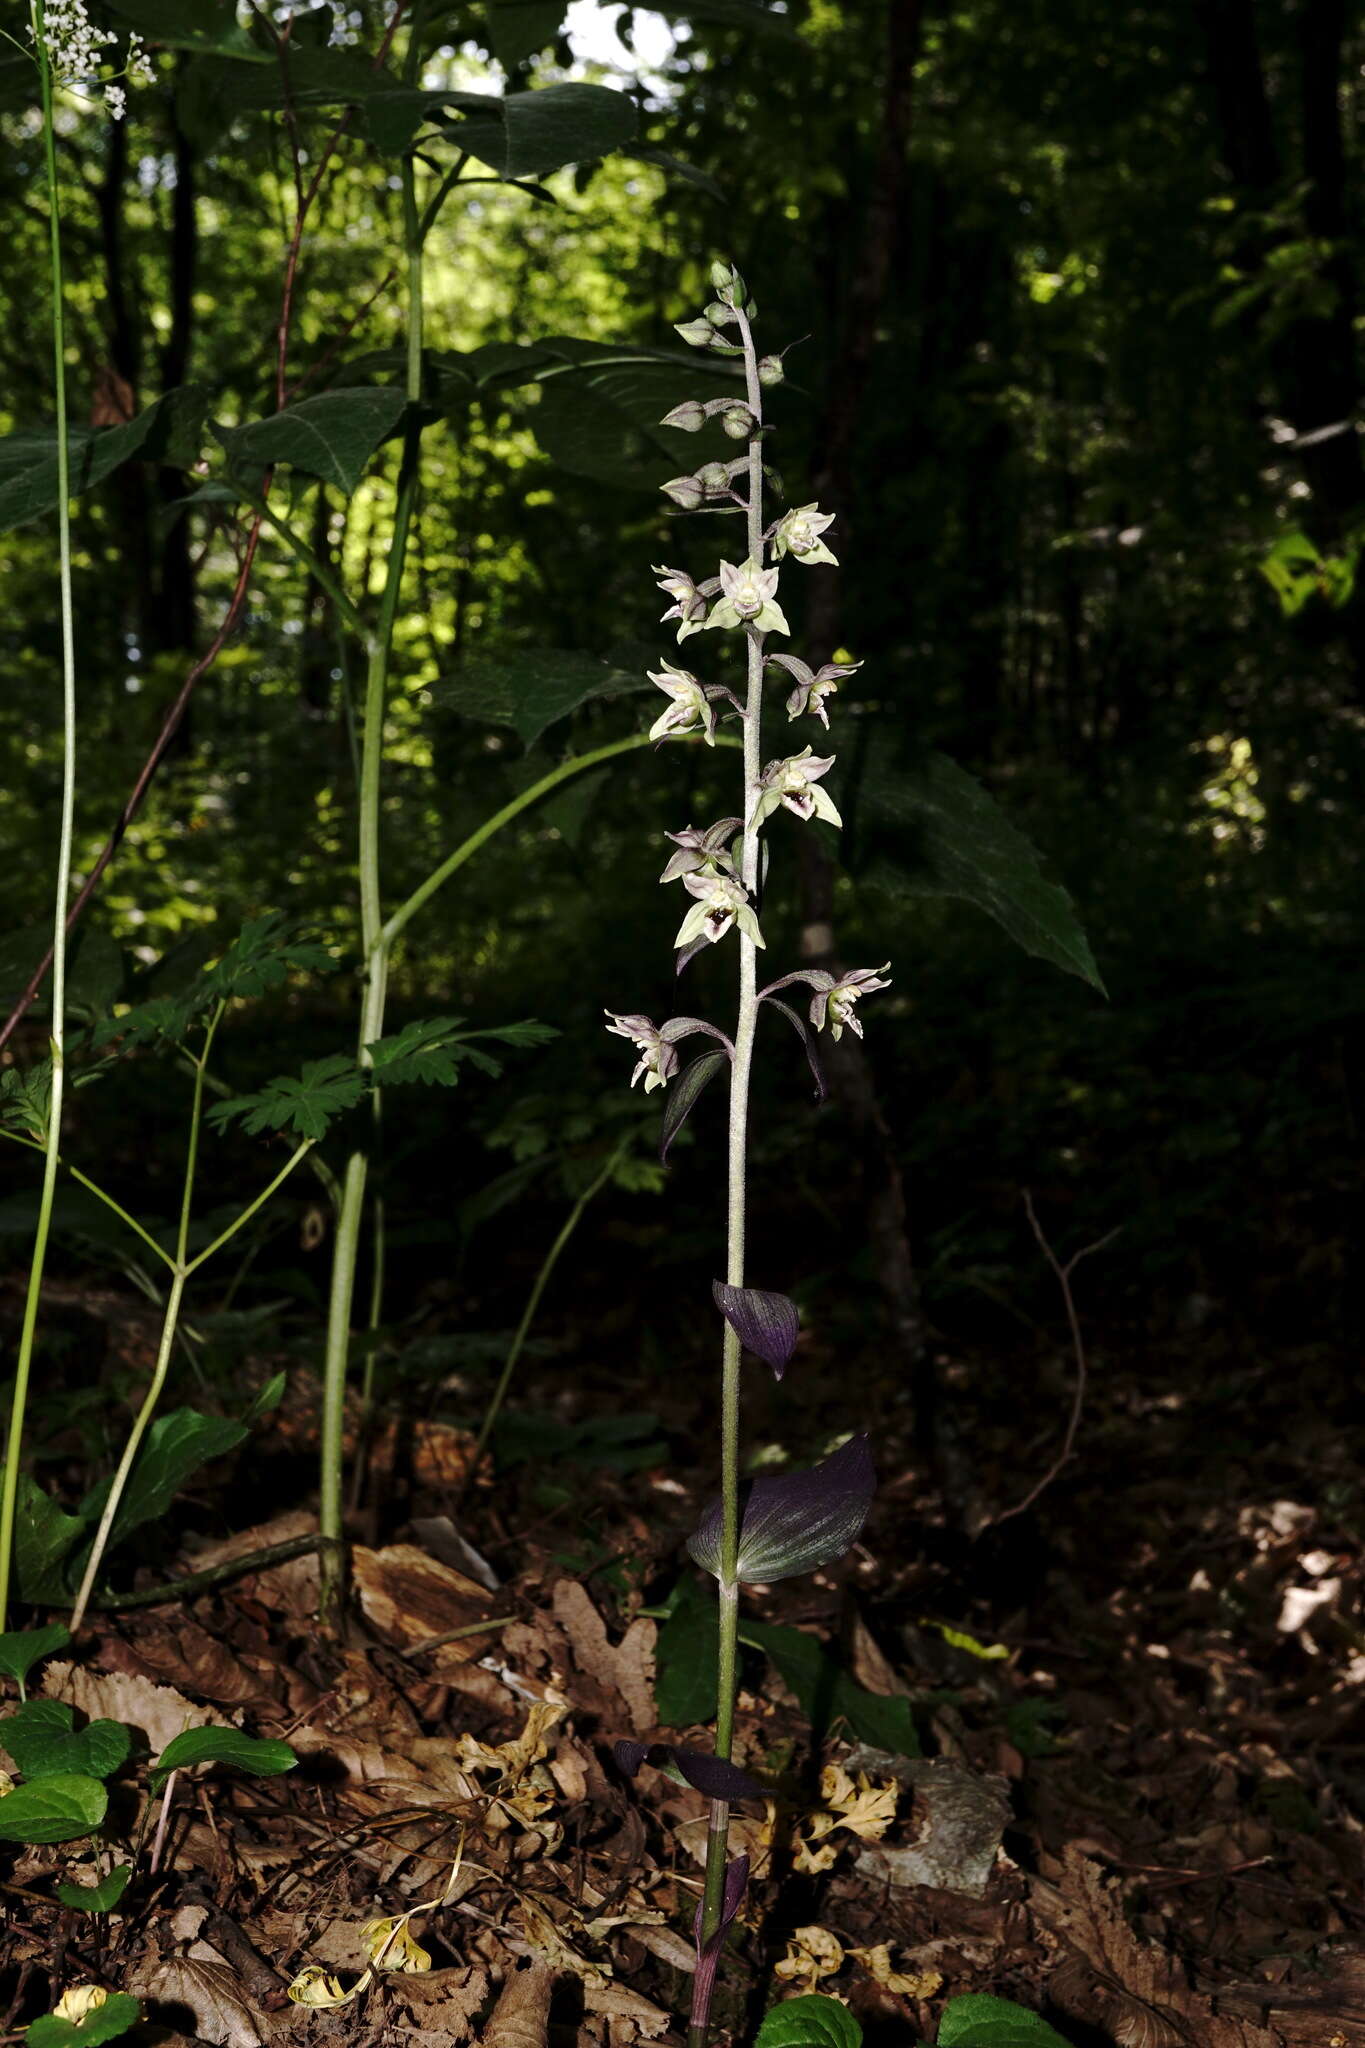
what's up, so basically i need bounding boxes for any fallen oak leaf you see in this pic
[848,1944,942,1998]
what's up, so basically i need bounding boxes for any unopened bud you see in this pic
[674,318,716,348]
[721,405,756,440]
[757,355,785,387]
[705,300,735,327]
[661,474,704,510]
[661,400,706,432]
[696,461,732,494]
[710,258,737,293]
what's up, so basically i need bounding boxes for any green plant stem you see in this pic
[0,1130,175,1271]
[317,117,425,1625]
[184,1139,313,1273]
[462,1133,630,1500]
[693,300,768,2007]
[0,8,76,1633]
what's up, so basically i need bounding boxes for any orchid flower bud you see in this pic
[754,747,843,829]
[706,558,790,636]
[653,564,709,641]
[757,354,785,387]
[661,400,707,432]
[648,659,717,744]
[696,461,733,495]
[675,317,718,348]
[772,503,838,567]
[661,474,705,511]
[722,405,757,441]
[705,300,737,327]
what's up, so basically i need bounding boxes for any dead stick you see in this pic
[993,1192,1119,1524]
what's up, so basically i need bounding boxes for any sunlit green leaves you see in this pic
[0,389,207,533]
[26,1993,140,2047]
[1260,527,1357,617]
[218,390,409,495]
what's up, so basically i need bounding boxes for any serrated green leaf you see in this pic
[432,648,650,749]
[366,1017,475,1088]
[937,1994,1074,2047]
[219,388,409,494]
[150,1725,297,1789]
[739,1619,920,1757]
[0,1772,107,1844]
[754,1995,863,2048]
[0,1701,130,1783]
[26,1992,141,2046]
[81,1407,248,1550]
[208,1054,367,1140]
[0,1063,51,1142]
[201,914,333,1003]
[55,1864,133,1914]
[0,388,207,533]
[855,752,1104,992]
[0,1623,71,1690]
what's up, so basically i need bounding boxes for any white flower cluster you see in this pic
[34,0,153,120]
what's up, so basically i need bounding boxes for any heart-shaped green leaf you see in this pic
[0,1772,108,1844]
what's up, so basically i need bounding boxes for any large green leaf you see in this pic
[493,83,637,178]
[936,1995,1074,2047]
[0,1700,130,1782]
[0,1772,107,1844]
[755,1997,863,2048]
[853,752,1104,992]
[81,1409,249,1550]
[0,388,207,533]
[11,1479,89,1605]
[739,1619,920,1756]
[531,353,739,491]
[431,647,650,749]
[654,1578,719,1727]
[218,388,409,495]
[150,1725,297,1790]
[104,0,264,58]
[486,0,566,67]
[26,1991,141,2047]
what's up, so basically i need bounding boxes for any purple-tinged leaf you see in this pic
[690,1854,750,2042]
[713,1281,799,1379]
[660,1048,728,1163]
[688,1434,875,1585]
[675,934,711,976]
[661,1016,736,1056]
[761,995,827,1101]
[759,968,835,1001]
[613,1739,761,1803]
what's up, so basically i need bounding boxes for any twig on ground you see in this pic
[993,1191,1119,1524]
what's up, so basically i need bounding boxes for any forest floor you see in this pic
[1,1275,1362,2048]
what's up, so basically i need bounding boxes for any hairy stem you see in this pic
[0,7,76,1631]
[693,300,768,1993]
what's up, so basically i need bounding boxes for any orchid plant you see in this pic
[607,262,891,2047]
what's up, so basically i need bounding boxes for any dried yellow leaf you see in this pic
[818,1763,898,1840]
[52,1987,109,2025]
[774,1924,844,1993]
[849,1944,943,1998]
[0,1769,14,1797]
[286,1965,370,2009]
[362,1917,433,1973]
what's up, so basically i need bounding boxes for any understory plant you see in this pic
[606,261,891,2046]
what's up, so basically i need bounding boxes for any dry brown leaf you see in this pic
[353,1543,498,1654]
[103,1619,275,1709]
[848,1944,943,1999]
[551,1581,656,1734]
[484,1960,557,2048]
[517,1898,609,1986]
[850,1751,1010,1898]
[582,1984,671,2042]
[44,1662,228,1756]
[369,1419,479,1488]
[183,1510,320,1618]
[133,1956,265,2048]
[774,1926,845,1994]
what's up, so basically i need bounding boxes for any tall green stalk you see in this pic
[0,2,77,1631]
[693,304,768,1987]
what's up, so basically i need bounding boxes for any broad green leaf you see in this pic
[653,1577,718,1727]
[26,1992,141,2046]
[56,1864,133,1913]
[104,0,264,57]
[219,388,409,495]
[739,1619,920,1757]
[492,82,637,178]
[0,1624,71,1691]
[0,1701,130,1782]
[854,752,1104,992]
[937,1994,1074,2047]
[81,1408,249,1549]
[0,1772,108,1844]
[531,354,739,491]
[431,648,650,749]
[150,1725,297,1790]
[0,388,207,533]
[207,1054,367,1140]
[486,0,566,67]
[11,1479,89,1606]
[754,1996,863,2048]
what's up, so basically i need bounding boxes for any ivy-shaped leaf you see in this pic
[208,1055,366,1141]
[0,1700,130,1782]
[55,1865,133,1914]
[0,1623,71,1691]
[26,1991,141,2046]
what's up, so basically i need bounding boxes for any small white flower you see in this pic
[815,966,892,1041]
[604,1013,678,1094]
[648,661,716,746]
[705,558,789,636]
[754,748,842,830]
[674,867,764,950]
[653,564,710,643]
[772,504,838,567]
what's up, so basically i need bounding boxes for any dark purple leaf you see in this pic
[761,995,827,1101]
[712,1281,799,1379]
[675,935,711,976]
[758,968,834,1000]
[689,1854,750,2041]
[660,1048,728,1163]
[688,1434,875,1585]
[661,1015,736,1055]
[613,1739,761,1802]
